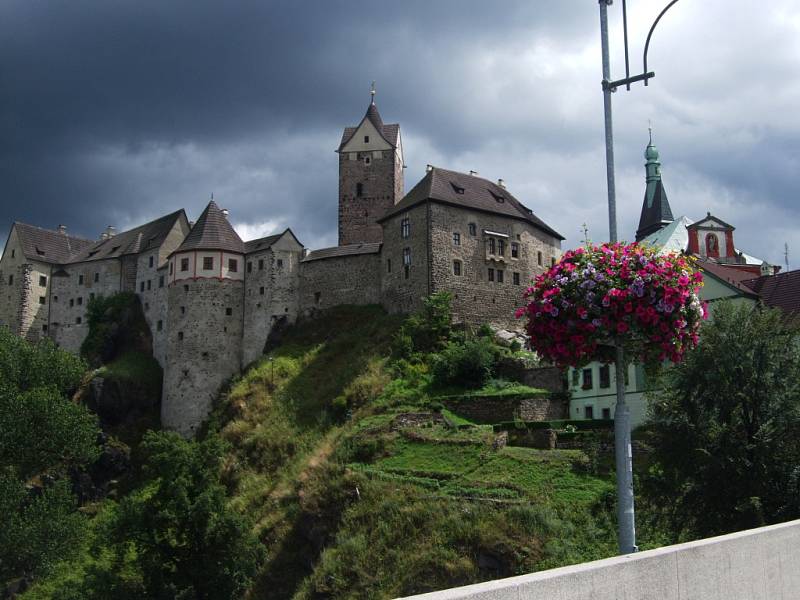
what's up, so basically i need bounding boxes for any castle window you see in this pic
[10,249,14,258]
[53,295,58,302]
[356,182,363,197]
[453,260,462,276]
[7,275,12,285]
[488,268,495,282]
[77,297,83,306]
[599,364,611,389]
[180,306,186,315]
[149,256,154,268]
[181,258,189,272]
[400,218,410,239]
[159,275,164,288]
[157,320,163,331]
[364,135,369,143]
[258,259,264,270]
[247,261,253,273]
[203,256,214,270]
[404,266,409,280]
[78,274,84,284]
[183,285,189,292]
[42,324,47,333]
[364,156,371,165]
[39,296,46,305]
[468,223,477,236]
[169,262,174,275]
[147,280,152,291]
[94,272,99,283]
[497,269,504,283]
[488,238,496,254]
[259,286,265,295]
[178,331,184,341]
[511,243,519,258]
[228,258,238,273]
[452,232,461,246]
[69,299,74,307]
[277,259,283,269]
[498,240,505,256]
[537,251,543,266]
[513,272,520,285]
[314,292,321,304]
[39,275,47,287]
[140,281,145,292]
[76,316,82,324]
[225,307,233,316]
[402,247,411,267]
[387,259,391,273]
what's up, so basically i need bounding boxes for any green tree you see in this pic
[104,431,261,600]
[644,301,800,538]
[0,327,99,585]
[393,292,453,357]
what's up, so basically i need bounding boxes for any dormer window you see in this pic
[490,190,505,203]
[451,183,465,195]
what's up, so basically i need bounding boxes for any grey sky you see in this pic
[1,1,798,267]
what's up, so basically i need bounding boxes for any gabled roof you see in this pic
[9,222,94,264]
[376,167,564,240]
[640,215,693,254]
[174,201,244,254]
[244,228,303,254]
[302,242,381,263]
[337,101,400,151]
[742,269,800,323]
[688,213,735,230]
[696,258,760,298]
[635,180,673,241]
[71,210,187,263]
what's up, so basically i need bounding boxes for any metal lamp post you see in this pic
[597,0,681,555]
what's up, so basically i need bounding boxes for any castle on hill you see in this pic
[0,95,564,436]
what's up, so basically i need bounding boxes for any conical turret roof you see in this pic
[175,200,244,254]
[635,139,674,241]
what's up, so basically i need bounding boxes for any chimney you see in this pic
[469,170,479,176]
[497,178,506,188]
[425,164,433,173]
[221,208,230,218]
[100,232,108,241]
[106,225,116,238]
[189,220,195,228]
[57,224,67,235]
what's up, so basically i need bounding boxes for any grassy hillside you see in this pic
[208,304,618,599]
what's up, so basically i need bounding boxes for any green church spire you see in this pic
[635,128,674,242]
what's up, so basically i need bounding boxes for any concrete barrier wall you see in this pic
[397,519,800,600]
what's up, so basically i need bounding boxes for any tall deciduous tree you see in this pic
[645,301,800,538]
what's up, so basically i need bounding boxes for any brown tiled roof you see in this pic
[377,167,564,240]
[11,223,94,264]
[174,201,244,254]
[71,210,187,263]
[244,234,281,254]
[338,101,400,150]
[742,269,800,323]
[302,242,381,263]
[696,259,760,297]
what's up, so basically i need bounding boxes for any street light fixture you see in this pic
[597,0,681,556]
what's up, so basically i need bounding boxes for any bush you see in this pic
[80,292,149,367]
[393,292,453,358]
[431,338,496,389]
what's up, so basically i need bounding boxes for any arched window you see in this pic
[705,233,720,258]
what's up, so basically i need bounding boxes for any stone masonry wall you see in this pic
[242,236,303,366]
[0,229,26,335]
[50,258,122,353]
[428,203,561,329]
[135,249,166,366]
[380,203,430,315]
[338,149,402,245]
[163,278,244,437]
[299,252,381,315]
[442,395,567,425]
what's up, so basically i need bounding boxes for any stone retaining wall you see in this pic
[443,395,567,425]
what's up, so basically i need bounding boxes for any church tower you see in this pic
[635,132,674,241]
[337,86,404,246]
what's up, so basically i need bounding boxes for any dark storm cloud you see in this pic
[1,1,799,266]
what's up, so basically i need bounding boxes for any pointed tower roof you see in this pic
[635,134,674,241]
[337,88,399,151]
[175,200,244,254]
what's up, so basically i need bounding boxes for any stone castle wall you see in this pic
[338,149,402,245]
[162,278,244,437]
[299,252,381,314]
[0,229,52,341]
[380,203,430,315]
[428,203,560,328]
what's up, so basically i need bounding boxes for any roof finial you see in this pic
[211,192,214,201]
[370,81,376,105]
[648,119,653,144]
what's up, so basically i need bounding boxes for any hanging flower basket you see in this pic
[515,242,707,368]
